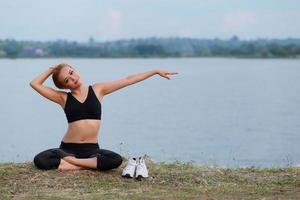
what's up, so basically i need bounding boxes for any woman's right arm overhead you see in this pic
[29,67,65,107]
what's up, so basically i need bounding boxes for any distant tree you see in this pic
[1,37,300,58]
[89,37,95,45]
[133,44,165,57]
[3,39,22,58]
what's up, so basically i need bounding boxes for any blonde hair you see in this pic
[52,63,72,89]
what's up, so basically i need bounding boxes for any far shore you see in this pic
[1,56,300,60]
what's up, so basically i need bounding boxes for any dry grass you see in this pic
[0,160,299,200]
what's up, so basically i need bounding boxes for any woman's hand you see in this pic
[155,69,178,80]
[49,65,58,72]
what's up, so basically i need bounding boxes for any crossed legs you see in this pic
[34,148,123,171]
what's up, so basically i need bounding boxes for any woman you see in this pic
[30,63,178,171]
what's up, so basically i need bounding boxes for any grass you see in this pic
[0,160,299,200]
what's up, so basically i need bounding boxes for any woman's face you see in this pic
[58,66,82,89]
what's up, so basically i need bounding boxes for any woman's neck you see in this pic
[71,84,88,95]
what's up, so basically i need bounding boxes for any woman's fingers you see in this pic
[157,70,178,80]
[165,72,178,79]
[165,72,178,76]
[168,72,178,75]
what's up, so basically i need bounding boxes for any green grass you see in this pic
[0,160,299,199]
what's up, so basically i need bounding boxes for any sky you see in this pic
[0,0,300,42]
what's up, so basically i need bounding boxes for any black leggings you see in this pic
[33,142,123,171]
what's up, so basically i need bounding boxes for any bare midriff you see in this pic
[62,119,101,143]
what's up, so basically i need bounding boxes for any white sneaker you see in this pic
[135,157,149,179]
[122,158,137,178]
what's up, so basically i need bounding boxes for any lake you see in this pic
[0,58,299,167]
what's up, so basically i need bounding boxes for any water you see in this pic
[0,58,299,167]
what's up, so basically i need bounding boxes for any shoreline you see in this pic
[1,156,299,169]
[1,56,300,60]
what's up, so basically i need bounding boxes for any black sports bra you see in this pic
[64,85,101,123]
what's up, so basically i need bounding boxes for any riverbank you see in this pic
[0,160,299,200]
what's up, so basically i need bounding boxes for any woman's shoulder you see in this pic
[91,83,104,102]
[91,83,103,93]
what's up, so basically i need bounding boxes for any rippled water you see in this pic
[0,58,299,167]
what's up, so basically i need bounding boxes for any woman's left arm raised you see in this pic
[94,69,178,98]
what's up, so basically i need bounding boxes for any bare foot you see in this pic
[61,156,98,169]
[58,159,86,171]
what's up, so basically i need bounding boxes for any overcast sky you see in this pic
[1,0,300,42]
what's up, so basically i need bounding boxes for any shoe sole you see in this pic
[136,175,143,181]
[122,174,133,178]
[136,175,148,181]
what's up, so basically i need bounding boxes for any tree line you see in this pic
[0,36,300,58]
